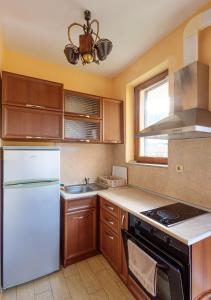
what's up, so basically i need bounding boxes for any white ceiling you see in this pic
[0,0,208,77]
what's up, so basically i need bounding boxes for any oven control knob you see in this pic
[145,210,153,217]
[161,219,169,225]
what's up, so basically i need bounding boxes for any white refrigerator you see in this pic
[2,146,60,289]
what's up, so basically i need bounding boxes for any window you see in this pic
[134,70,169,164]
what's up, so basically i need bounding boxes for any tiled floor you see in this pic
[1,255,135,300]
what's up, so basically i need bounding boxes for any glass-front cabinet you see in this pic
[64,90,102,142]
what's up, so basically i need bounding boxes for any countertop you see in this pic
[60,186,211,246]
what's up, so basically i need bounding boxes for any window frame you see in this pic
[134,70,169,165]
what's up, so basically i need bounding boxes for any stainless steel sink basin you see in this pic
[64,183,107,194]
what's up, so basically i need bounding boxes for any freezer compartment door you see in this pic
[3,150,60,184]
[2,182,60,288]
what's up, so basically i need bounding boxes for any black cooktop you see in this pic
[141,202,207,227]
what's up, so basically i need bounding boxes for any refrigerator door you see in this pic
[3,149,60,184]
[2,181,60,288]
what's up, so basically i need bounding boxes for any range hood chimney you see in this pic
[136,9,211,140]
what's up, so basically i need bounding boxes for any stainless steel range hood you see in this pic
[136,61,211,140]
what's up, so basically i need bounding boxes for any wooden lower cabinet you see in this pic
[192,237,211,299]
[61,197,97,267]
[2,105,63,140]
[100,197,128,281]
[119,209,128,284]
[100,222,119,271]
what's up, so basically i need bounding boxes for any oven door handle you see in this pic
[157,263,169,271]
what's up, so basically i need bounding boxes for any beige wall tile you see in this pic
[59,143,114,185]
[113,139,211,209]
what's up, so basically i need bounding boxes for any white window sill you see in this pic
[126,160,168,169]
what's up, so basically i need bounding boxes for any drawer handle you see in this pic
[26,136,33,139]
[106,204,114,211]
[106,218,114,225]
[105,232,114,240]
[121,214,125,226]
[26,104,46,109]
[76,216,85,219]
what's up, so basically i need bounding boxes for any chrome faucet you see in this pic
[84,177,90,185]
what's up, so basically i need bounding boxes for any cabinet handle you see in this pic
[105,204,114,211]
[79,139,90,143]
[106,218,114,225]
[121,214,125,226]
[26,136,44,139]
[26,104,46,109]
[105,232,114,240]
[76,216,85,219]
[77,114,90,118]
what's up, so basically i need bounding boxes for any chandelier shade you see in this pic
[64,10,113,65]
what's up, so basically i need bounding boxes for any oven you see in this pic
[122,214,190,300]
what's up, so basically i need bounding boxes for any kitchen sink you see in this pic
[64,183,107,194]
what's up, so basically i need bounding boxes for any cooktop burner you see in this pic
[141,203,207,227]
[157,210,179,220]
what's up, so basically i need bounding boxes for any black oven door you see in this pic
[122,229,188,300]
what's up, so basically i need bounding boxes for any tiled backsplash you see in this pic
[113,138,211,210]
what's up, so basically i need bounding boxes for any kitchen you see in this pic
[0,1,211,300]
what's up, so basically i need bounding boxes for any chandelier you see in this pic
[64,10,113,65]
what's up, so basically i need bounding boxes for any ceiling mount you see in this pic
[84,10,91,22]
[64,10,113,66]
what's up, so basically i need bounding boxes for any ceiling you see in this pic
[0,0,208,77]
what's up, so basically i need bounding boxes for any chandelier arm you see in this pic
[67,22,84,47]
[90,19,100,43]
[91,31,101,43]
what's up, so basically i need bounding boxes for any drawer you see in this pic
[100,222,119,271]
[100,197,119,218]
[100,208,119,234]
[65,197,97,213]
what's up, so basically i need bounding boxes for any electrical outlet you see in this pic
[176,164,184,173]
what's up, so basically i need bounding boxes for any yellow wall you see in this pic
[112,0,211,209]
[0,26,5,70]
[3,49,113,98]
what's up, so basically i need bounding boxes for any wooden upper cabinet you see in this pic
[2,105,63,140]
[64,116,101,142]
[103,98,123,143]
[64,90,101,119]
[2,72,63,111]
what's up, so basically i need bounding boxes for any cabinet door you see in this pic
[119,210,128,284]
[64,116,101,142]
[2,105,63,140]
[100,222,119,271]
[103,98,123,143]
[2,72,63,111]
[64,90,101,119]
[64,208,96,265]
